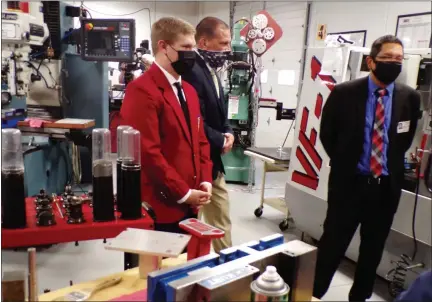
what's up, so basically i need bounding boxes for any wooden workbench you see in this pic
[39,253,320,301]
[39,255,188,301]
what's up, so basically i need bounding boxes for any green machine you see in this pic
[222,20,255,184]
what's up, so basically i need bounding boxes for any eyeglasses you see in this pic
[375,55,407,62]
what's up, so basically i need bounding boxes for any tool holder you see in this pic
[179,219,225,260]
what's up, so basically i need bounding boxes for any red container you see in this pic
[19,2,29,13]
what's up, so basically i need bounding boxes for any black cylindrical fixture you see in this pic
[92,129,115,222]
[116,125,132,214]
[121,164,142,220]
[120,129,142,220]
[1,129,26,229]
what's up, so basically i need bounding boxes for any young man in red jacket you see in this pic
[120,17,213,233]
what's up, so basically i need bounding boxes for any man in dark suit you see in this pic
[313,35,421,301]
[121,17,213,233]
[182,17,233,253]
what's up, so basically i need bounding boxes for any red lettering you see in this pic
[311,56,322,81]
[310,128,317,147]
[299,131,323,170]
[318,74,337,91]
[300,107,309,133]
[314,93,323,119]
[292,147,319,190]
[292,53,339,191]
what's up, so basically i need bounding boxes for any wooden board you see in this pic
[18,118,95,130]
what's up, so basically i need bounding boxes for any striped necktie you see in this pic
[210,68,220,99]
[370,88,387,178]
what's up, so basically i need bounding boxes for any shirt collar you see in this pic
[368,75,394,96]
[195,49,213,73]
[155,61,181,85]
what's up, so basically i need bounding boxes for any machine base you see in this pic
[222,146,252,184]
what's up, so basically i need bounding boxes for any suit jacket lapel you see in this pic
[197,56,225,116]
[163,89,192,145]
[150,64,192,145]
[215,71,227,116]
[389,84,404,146]
[356,77,370,136]
[183,84,199,150]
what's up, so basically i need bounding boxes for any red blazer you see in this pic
[120,63,213,224]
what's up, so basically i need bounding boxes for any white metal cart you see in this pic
[244,147,294,231]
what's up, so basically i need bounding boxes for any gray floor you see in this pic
[1,161,392,301]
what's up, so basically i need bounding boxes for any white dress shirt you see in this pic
[154,62,212,204]
[154,62,185,103]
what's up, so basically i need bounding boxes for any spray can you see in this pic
[250,266,289,301]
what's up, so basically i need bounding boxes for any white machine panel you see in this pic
[2,23,17,39]
[286,46,368,201]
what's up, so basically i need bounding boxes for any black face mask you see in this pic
[371,60,402,85]
[167,45,196,75]
[197,49,230,69]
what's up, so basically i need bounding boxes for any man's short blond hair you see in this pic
[151,17,196,54]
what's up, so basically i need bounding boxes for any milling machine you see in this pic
[222,19,254,184]
[223,13,283,185]
[1,1,134,195]
[285,45,431,294]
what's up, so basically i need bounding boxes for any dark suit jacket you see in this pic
[120,63,212,224]
[183,55,233,180]
[320,76,421,209]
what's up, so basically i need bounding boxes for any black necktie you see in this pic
[173,82,191,133]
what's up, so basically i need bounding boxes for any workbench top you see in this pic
[39,255,188,301]
[246,147,291,162]
[39,253,320,301]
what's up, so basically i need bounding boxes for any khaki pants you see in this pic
[198,173,232,253]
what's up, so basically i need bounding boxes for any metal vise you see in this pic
[147,234,317,302]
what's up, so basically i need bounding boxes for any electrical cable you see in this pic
[75,183,87,194]
[83,8,92,19]
[36,59,43,72]
[82,4,149,16]
[24,61,54,89]
[71,143,82,185]
[248,49,257,129]
[82,3,152,34]
[81,2,152,48]
[109,111,120,126]
[410,159,421,260]
[12,54,18,95]
[30,52,45,58]
[281,120,295,148]
[42,63,58,86]
[386,158,424,298]
[62,29,78,42]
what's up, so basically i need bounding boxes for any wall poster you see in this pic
[396,12,432,48]
[326,30,367,47]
